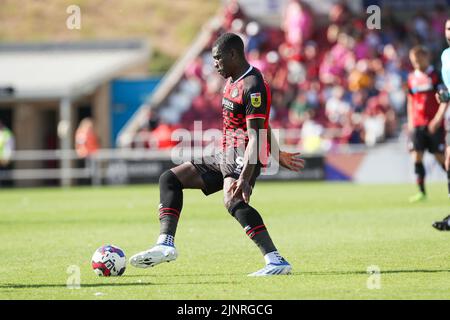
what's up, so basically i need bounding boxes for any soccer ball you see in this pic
[91,244,126,276]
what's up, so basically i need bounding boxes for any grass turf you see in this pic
[0,182,449,300]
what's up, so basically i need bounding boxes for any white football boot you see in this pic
[248,259,292,276]
[129,245,178,268]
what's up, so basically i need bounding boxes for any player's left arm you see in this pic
[429,102,448,133]
[267,124,305,172]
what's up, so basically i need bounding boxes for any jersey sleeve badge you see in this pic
[250,92,261,107]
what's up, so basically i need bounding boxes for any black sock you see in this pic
[158,170,183,237]
[229,201,277,255]
[415,162,426,195]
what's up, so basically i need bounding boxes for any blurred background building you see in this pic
[0,40,150,151]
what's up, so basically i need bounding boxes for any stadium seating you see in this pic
[134,1,448,152]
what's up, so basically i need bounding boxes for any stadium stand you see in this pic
[123,0,449,154]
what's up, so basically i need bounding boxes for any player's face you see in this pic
[212,46,232,78]
[445,20,450,46]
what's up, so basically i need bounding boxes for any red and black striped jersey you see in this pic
[407,66,441,127]
[221,66,271,151]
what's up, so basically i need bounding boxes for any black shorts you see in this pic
[191,148,261,196]
[411,126,446,154]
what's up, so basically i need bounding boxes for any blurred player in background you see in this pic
[75,117,99,159]
[75,117,100,184]
[432,18,450,231]
[130,33,304,276]
[0,120,14,186]
[406,45,447,203]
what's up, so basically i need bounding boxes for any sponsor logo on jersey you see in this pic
[250,92,261,107]
[222,98,234,110]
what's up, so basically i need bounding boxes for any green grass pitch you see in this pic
[0,181,449,300]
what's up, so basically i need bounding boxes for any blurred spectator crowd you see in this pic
[134,0,450,153]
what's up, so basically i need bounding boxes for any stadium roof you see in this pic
[0,39,150,102]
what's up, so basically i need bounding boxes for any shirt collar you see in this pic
[231,65,253,84]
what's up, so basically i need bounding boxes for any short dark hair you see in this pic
[213,32,245,56]
[409,45,429,58]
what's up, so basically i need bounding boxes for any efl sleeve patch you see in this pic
[250,93,262,108]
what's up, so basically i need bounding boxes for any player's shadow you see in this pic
[121,269,450,279]
[293,269,450,276]
[127,268,450,278]
[0,280,239,289]
[125,273,245,278]
[0,282,156,289]
[3,269,448,289]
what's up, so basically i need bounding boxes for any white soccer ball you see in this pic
[91,244,126,276]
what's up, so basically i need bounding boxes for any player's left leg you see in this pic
[223,177,291,276]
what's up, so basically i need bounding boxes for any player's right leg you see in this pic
[410,150,427,203]
[130,162,206,268]
[223,176,291,277]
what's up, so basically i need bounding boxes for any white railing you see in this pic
[0,128,398,187]
[128,127,378,153]
[0,148,173,184]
